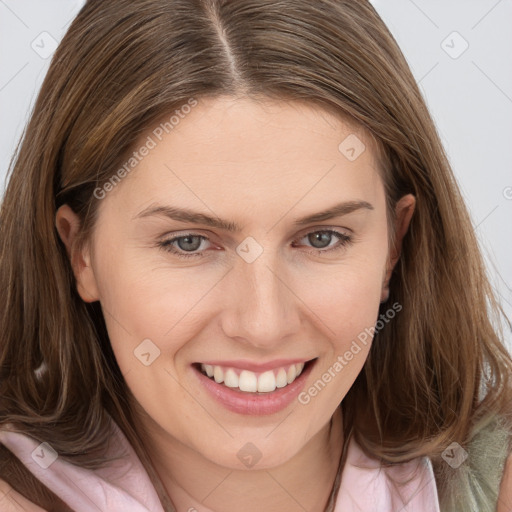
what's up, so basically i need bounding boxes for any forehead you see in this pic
[101,96,385,220]
[140,95,378,165]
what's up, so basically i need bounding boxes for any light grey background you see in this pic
[1,0,511,350]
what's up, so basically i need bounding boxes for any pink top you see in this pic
[0,418,440,511]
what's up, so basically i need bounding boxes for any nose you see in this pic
[219,245,302,349]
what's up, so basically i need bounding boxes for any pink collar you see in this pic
[334,433,440,511]
[0,418,439,511]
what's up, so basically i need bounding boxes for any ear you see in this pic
[380,194,416,302]
[55,204,100,303]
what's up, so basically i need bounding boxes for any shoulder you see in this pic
[497,450,512,512]
[336,435,440,511]
[0,433,74,511]
[461,411,512,511]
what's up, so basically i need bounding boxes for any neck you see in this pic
[137,407,344,512]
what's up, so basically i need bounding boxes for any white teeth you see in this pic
[224,368,238,388]
[276,368,288,388]
[257,370,276,392]
[286,365,297,384]
[213,366,224,383]
[239,370,258,392]
[200,362,308,393]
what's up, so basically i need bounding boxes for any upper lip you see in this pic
[196,358,314,373]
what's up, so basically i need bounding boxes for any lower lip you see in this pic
[193,361,315,416]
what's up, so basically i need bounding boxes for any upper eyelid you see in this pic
[294,225,354,238]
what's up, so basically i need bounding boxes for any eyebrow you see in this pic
[133,200,374,232]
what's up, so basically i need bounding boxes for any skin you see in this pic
[48,96,417,512]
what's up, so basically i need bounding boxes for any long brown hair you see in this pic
[1,0,511,509]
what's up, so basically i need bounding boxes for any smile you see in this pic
[192,359,316,415]
[199,362,306,393]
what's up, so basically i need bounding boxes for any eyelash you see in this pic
[156,229,353,260]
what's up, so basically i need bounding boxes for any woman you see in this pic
[0,1,511,511]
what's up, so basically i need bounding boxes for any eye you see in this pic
[157,233,211,259]
[292,229,352,256]
[157,229,353,259]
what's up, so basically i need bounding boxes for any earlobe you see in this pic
[55,204,100,303]
[380,194,416,302]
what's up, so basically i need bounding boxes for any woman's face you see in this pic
[57,96,413,469]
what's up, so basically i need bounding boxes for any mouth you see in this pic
[191,358,317,415]
[194,360,313,393]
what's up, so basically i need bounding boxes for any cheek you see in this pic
[310,262,383,324]
[92,250,206,440]
[293,263,386,419]
[301,239,388,341]
[304,261,383,368]
[294,234,388,383]
[91,242,237,381]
